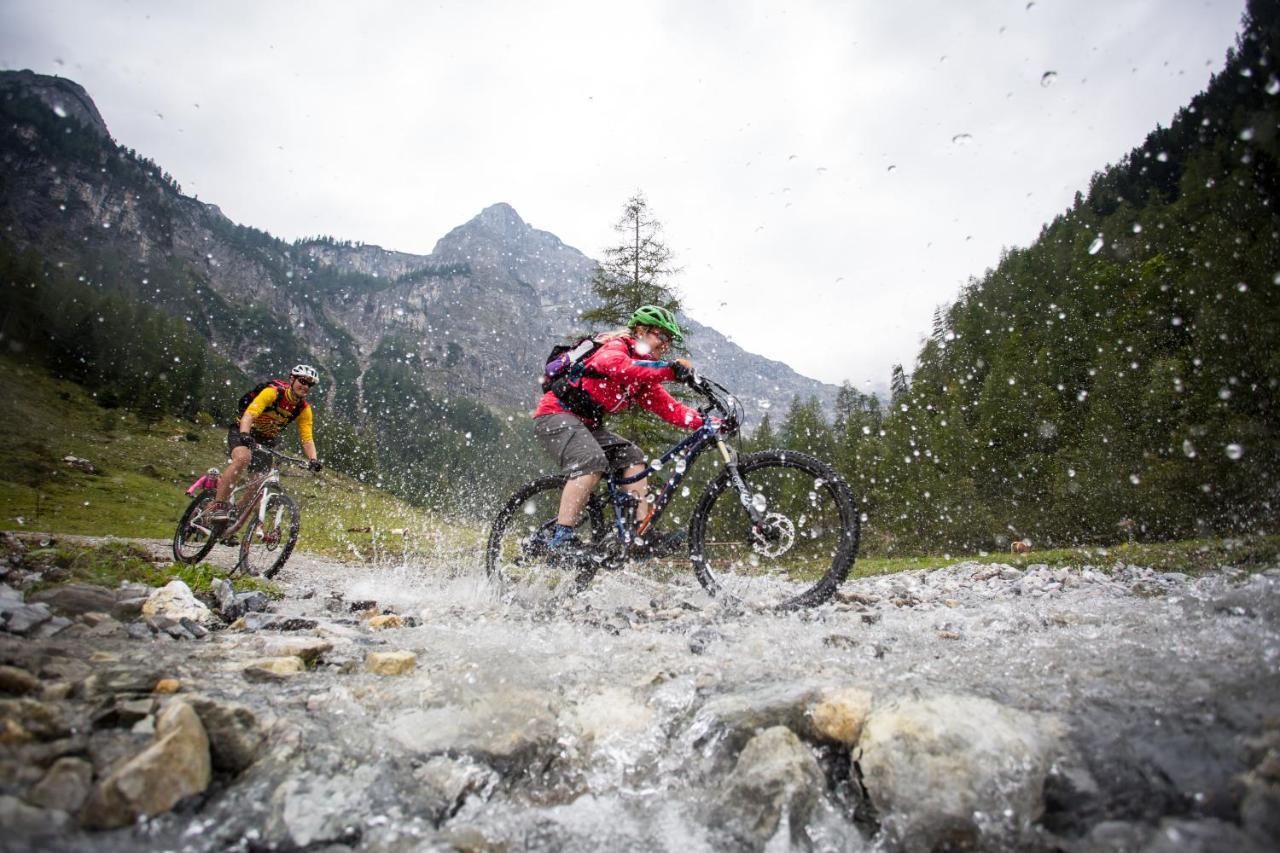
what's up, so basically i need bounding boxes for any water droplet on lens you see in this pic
[1267,76,1280,95]
[887,165,897,173]
[1129,474,1141,485]
[951,133,973,145]
[1239,127,1255,141]
[1087,235,1105,255]
[1039,71,1057,87]
[1225,443,1244,461]
[1132,222,1143,233]
[1156,151,1169,162]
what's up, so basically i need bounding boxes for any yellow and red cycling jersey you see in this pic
[244,384,314,443]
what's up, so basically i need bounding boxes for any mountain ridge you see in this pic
[0,69,838,425]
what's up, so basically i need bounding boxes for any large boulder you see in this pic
[185,694,266,774]
[808,687,873,745]
[710,726,826,849]
[141,580,213,625]
[28,583,116,616]
[857,694,1062,852]
[26,755,93,812]
[80,699,212,829]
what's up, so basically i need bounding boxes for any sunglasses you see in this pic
[652,329,674,345]
[295,378,316,387]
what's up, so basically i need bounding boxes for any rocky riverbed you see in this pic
[0,532,1277,852]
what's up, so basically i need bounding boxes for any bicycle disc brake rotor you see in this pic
[750,512,795,558]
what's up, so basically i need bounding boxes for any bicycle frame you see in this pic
[603,382,766,554]
[223,468,281,536]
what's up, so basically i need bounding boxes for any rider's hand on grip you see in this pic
[239,432,256,450]
[308,459,323,472]
[671,358,695,383]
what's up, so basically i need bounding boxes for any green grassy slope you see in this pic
[0,355,477,563]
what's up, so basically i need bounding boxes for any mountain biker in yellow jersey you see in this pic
[533,305,715,562]
[206,364,323,521]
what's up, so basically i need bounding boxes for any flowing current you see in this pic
[43,544,1280,851]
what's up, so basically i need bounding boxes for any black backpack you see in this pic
[542,336,608,420]
[236,378,309,425]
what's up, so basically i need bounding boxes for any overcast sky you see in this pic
[0,1,1248,388]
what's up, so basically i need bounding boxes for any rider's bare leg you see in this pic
[557,471,602,527]
[215,446,251,503]
[619,464,649,524]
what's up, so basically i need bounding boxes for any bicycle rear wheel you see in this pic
[173,491,219,565]
[689,450,859,609]
[485,475,609,593]
[239,492,300,578]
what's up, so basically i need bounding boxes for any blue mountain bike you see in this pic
[486,376,860,609]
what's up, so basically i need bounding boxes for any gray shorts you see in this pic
[533,413,645,479]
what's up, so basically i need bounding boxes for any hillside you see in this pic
[0,354,467,561]
[769,0,1280,554]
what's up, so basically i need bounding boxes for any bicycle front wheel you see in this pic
[689,450,859,609]
[173,491,219,565]
[485,475,608,593]
[239,492,300,578]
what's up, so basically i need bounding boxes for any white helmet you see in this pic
[290,364,319,383]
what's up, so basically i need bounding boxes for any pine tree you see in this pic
[581,193,683,330]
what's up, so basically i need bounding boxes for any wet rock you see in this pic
[808,687,873,745]
[149,615,195,639]
[40,655,91,682]
[0,601,52,635]
[178,616,209,638]
[125,621,152,640]
[711,726,825,849]
[81,698,212,829]
[1078,820,1153,851]
[414,755,498,821]
[31,615,74,639]
[28,583,116,616]
[688,627,721,654]
[91,696,155,729]
[367,613,405,630]
[111,596,149,621]
[695,683,823,757]
[387,689,560,764]
[823,634,859,649]
[0,664,40,696]
[244,657,306,681]
[186,693,265,774]
[365,650,416,675]
[82,666,163,697]
[266,766,377,848]
[261,636,333,663]
[569,687,655,743]
[0,794,71,838]
[858,693,1061,852]
[1143,817,1268,852]
[0,697,70,741]
[26,755,93,812]
[142,580,213,625]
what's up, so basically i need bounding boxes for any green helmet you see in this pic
[629,304,684,346]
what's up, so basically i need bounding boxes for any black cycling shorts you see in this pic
[226,429,275,472]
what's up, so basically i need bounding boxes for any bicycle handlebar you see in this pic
[686,374,742,435]
[257,447,313,469]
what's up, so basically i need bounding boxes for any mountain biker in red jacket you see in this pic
[533,305,705,560]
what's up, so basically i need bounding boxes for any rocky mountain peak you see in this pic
[0,69,110,139]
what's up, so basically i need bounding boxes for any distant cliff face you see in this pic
[0,69,837,426]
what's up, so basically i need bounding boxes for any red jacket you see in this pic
[534,336,705,430]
